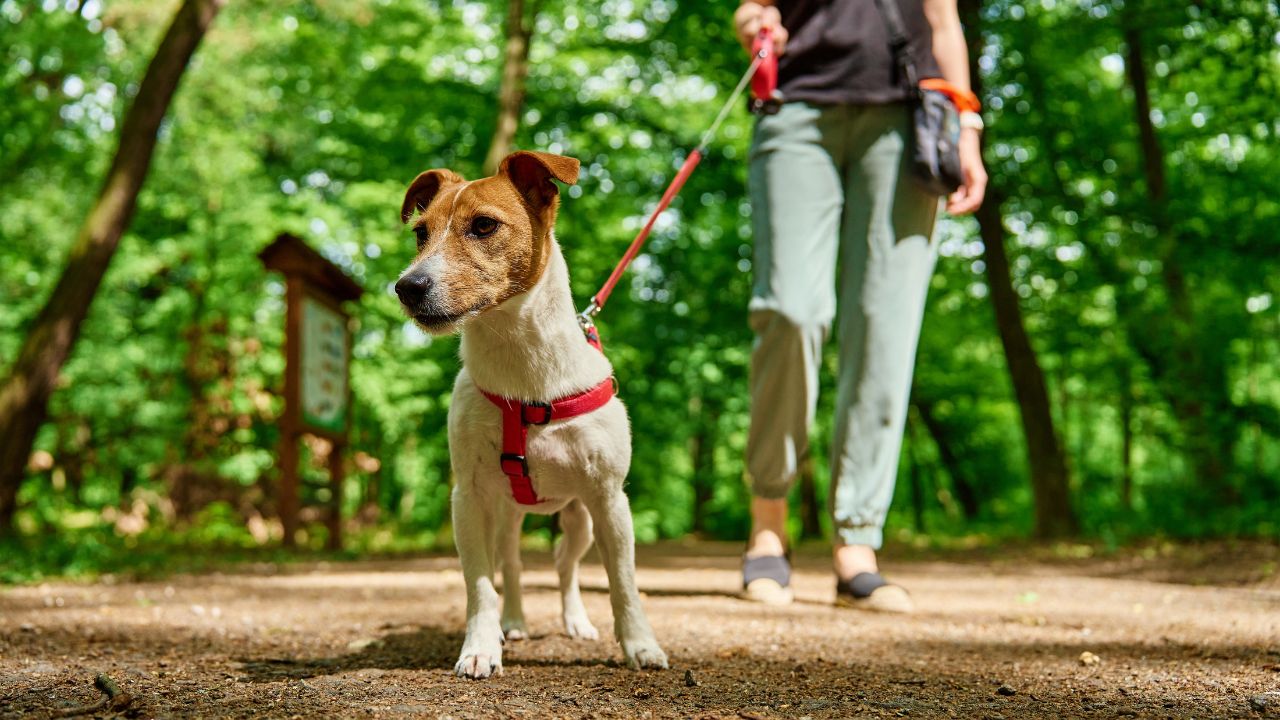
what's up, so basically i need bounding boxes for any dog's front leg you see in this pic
[496,503,528,640]
[452,485,504,679]
[585,490,668,670]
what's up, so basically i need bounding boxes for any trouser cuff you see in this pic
[835,525,884,550]
[748,475,792,500]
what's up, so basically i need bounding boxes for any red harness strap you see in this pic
[480,377,614,505]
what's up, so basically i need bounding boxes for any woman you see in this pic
[734,0,987,611]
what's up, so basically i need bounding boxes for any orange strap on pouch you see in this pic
[919,78,981,114]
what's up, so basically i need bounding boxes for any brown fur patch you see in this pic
[400,152,580,319]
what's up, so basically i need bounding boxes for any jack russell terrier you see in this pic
[395,150,668,679]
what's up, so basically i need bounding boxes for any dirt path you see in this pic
[2,542,1278,718]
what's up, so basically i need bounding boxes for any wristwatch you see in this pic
[959,111,984,133]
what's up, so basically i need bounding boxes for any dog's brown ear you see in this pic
[499,151,580,209]
[401,169,465,224]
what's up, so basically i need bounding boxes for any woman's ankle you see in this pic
[833,543,879,580]
[747,496,789,557]
[746,528,787,558]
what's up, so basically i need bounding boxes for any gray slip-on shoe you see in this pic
[835,572,914,613]
[742,553,794,606]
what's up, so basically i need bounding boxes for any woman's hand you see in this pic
[947,128,987,215]
[734,2,788,57]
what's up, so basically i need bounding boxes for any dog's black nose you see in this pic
[395,273,433,307]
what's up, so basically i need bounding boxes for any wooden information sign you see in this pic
[259,233,363,549]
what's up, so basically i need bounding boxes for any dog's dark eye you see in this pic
[413,225,428,249]
[469,216,500,238]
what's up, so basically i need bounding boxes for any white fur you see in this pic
[404,253,448,293]
[446,236,667,679]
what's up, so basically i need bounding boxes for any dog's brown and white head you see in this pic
[395,150,580,334]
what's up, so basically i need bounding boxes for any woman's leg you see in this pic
[745,102,846,558]
[829,104,941,583]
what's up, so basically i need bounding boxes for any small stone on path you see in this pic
[1250,691,1280,714]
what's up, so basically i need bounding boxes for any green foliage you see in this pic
[1,0,1277,581]
[0,503,285,585]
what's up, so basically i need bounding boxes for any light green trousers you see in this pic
[746,101,940,550]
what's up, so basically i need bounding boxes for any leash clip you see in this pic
[578,299,600,328]
[578,299,604,351]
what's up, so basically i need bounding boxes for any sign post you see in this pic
[260,233,364,549]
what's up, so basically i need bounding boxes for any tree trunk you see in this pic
[796,449,822,539]
[687,390,724,535]
[960,0,1077,538]
[1056,364,1070,457]
[906,414,927,533]
[1120,364,1134,510]
[913,399,980,520]
[688,430,712,534]
[976,198,1079,538]
[1016,12,1238,497]
[482,0,535,175]
[0,0,225,534]
[1123,22,1238,492]
[1124,26,1165,206]
[1250,332,1262,478]
[58,422,88,505]
[119,467,138,510]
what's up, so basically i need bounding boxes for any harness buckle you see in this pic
[521,401,552,426]
[500,453,529,477]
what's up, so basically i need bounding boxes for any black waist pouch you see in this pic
[873,0,964,196]
[911,87,964,196]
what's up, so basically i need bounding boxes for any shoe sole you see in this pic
[742,578,794,606]
[834,584,915,614]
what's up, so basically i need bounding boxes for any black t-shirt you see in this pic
[776,0,943,105]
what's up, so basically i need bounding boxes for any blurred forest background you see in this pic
[2,0,1277,581]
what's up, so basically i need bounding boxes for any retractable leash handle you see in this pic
[749,26,781,114]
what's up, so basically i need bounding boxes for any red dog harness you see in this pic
[479,329,612,505]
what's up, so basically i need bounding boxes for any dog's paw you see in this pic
[501,618,528,642]
[454,651,503,679]
[563,612,599,641]
[622,639,668,670]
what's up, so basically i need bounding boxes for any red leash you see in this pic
[578,29,778,326]
[483,32,778,507]
[585,150,705,315]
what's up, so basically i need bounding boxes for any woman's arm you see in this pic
[923,0,987,214]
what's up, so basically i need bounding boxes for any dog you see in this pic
[395,150,668,679]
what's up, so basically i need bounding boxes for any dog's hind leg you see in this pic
[452,485,504,679]
[584,490,668,670]
[555,499,599,640]
[496,504,528,641]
